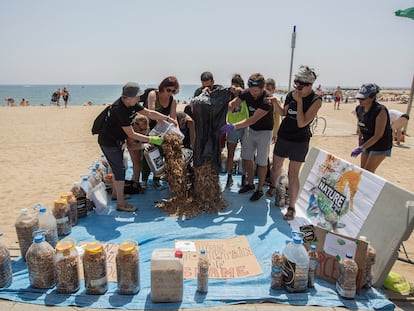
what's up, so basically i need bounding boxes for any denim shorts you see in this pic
[227,128,244,144]
[100,145,126,180]
[363,149,391,157]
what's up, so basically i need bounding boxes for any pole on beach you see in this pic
[288,25,296,92]
[404,74,414,134]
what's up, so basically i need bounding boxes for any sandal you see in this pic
[112,194,131,201]
[283,207,296,221]
[266,185,275,197]
[116,202,137,212]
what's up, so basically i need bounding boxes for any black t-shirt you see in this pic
[98,98,144,147]
[238,89,273,131]
[278,91,321,142]
[356,102,392,151]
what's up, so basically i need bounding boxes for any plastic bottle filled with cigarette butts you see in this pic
[55,238,80,294]
[197,249,209,293]
[15,208,39,260]
[0,232,12,288]
[116,240,140,295]
[33,203,58,248]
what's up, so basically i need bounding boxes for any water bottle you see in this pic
[197,249,209,293]
[80,175,94,212]
[308,244,318,287]
[15,208,39,259]
[33,203,58,248]
[359,235,376,288]
[25,230,55,289]
[270,250,285,290]
[116,240,140,295]
[0,232,12,288]
[55,238,80,293]
[336,253,358,299]
[282,231,309,292]
[100,154,109,175]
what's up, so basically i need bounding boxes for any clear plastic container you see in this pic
[144,146,164,176]
[197,249,209,293]
[149,120,184,140]
[82,242,108,295]
[116,240,140,295]
[0,233,12,288]
[52,198,72,236]
[71,181,88,218]
[61,192,78,226]
[282,232,310,292]
[270,250,285,290]
[55,239,80,293]
[151,248,183,302]
[336,253,358,299]
[308,244,318,287]
[33,203,58,248]
[359,235,376,288]
[15,208,39,259]
[25,230,55,289]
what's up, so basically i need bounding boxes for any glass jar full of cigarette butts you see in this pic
[116,240,140,295]
[82,242,108,295]
[55,239,80,293]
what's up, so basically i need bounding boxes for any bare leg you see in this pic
[256,165,267,192]
[226,141,236,174]
[287,160,303,208]
[362,155,386,173]
[113,179,126,206]
[243,159,254,186]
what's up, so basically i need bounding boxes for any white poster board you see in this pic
[295,147,414,286]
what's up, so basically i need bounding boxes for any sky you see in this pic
[0,0,413,88]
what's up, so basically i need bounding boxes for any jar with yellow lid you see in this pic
[55,239,80,293]
[60,192,78,226]
[116,240,140,294]
[82,242,107,295]
[52,198,71,236]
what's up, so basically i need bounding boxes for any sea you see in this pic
[0,84,288,107]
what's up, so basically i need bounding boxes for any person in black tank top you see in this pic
[268,66,322,221]
[352,83,392,173]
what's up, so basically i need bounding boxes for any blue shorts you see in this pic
[227,128,244,144]
[273,137,309,162]
[363,149,391,157]
[100,145,126,180]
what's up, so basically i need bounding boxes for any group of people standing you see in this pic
[51,87,71,108]
[96,66,404,221]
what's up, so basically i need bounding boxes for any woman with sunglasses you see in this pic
[144,76,179,190]
[268,66,322,221]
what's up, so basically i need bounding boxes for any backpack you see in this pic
[139,87,157,108]
[91,105,111,135]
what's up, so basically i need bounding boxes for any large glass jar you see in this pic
[116,240,140,295]
[55,239,80,293]
[82,242,107,295]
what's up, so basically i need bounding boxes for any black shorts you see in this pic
[273,137,309,162]
[100,145,126,180]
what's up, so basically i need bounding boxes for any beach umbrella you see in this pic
[395,7,414,20]
[395,7,414,133]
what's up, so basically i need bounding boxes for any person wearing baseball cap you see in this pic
[97,82,177,212]
[351,83,393,173]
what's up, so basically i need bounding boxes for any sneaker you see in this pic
[154,180,165,191]
[238,184,255,194]
[250,190,264,201]
[266,186,275,197]
[116,202,137,212]
[225,175,233,189]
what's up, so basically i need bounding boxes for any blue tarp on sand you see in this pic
[0,175,395,310]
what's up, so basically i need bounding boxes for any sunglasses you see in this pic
[166,88,176,93]
[247,79,264,88]
[294,80,311,90]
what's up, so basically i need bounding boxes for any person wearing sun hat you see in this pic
[267,65,322,221]
[98,82,174,212]
[351,83,392,173]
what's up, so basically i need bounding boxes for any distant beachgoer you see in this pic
[51,89,61,106]
[388,109,409,145]
[19,98,29,106]
[334,86,342,110]
[98,82,173,212]
[62,87,70,108]
[351,83,392,173]
[4,98,15,106]
[268,66,322,220]
[315,84,324,97]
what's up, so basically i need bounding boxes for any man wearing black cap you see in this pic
[98,82,176,212]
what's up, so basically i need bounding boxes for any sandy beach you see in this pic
[0,94,413,287]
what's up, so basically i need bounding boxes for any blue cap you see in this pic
[355,83,380,99]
